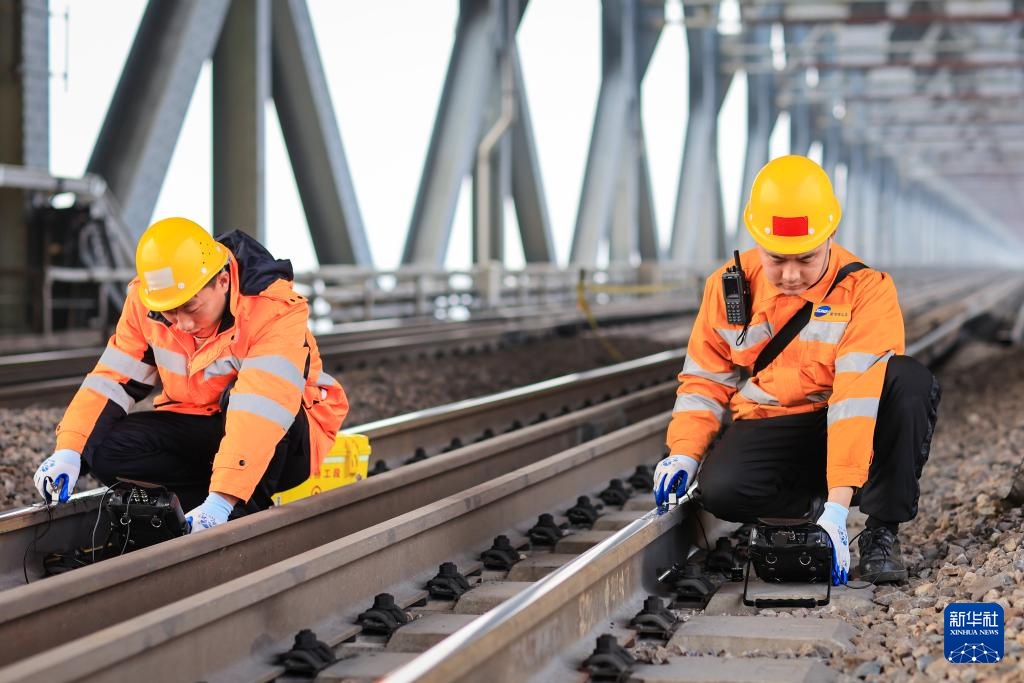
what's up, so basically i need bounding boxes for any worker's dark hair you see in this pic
[201,263,231,290]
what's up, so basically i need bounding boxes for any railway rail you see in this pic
[0,350,687,662]
[0,270,1021,680]
[0,298,692,407]
[0,412,672,683]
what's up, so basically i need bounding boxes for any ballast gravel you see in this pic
[829,342,1024,682]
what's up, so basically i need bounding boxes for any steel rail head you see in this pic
[0,348,684,533]
[381,482,698,683]
[907,276,1024,359]
[380,504,684,683]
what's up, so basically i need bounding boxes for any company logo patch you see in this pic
[812,303,851,322]
[945,603,1004,663]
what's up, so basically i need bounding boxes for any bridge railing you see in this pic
[39,262,705,338]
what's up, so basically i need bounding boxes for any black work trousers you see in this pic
[81,408,311,513]
[698,355,941,525]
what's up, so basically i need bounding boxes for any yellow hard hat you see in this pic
[743,155,841,255]
[135,217,229,311]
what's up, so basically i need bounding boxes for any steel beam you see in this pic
[784,25,814,156]
[735,14,778,253]
[472,122,510,264]
[572,0,662,266]
[636,112,659,261]
[0,0,47,171]
[819,116,844,182]
[87,0,230,237]
[852,149,874,259]
[405,1,551,267]
[624,2,664,264]
[0,0,48,331]
[874,156,899,263]
[670,4,726,266]
[860,152,883,261]
[573,0,636,265]
[634,2,662,263]
[403,1,497,265]
[272,0,371,265]
[842,142,866,256]
[213,0,270,241]
[510,50,555,263]
[472,1,516,265]
[912,169,1024,263]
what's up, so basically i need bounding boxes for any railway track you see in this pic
[0,412,672,683]
[0,270,1021,680]
[0,350,687,663]
[0,298,693,407]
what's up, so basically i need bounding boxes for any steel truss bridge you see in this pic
[2,0,1024,336]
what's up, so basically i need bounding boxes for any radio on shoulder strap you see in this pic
[722,250,751,326]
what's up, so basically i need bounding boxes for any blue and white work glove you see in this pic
[185,492,235,534]
[653,454,700,506]
[33,449,81,504]
[815,502,850,586]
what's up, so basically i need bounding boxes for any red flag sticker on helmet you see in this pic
[772,215,809,237]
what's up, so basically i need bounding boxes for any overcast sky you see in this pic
[48,0,798,272]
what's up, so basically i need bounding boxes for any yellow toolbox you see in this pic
[273,433,371,505]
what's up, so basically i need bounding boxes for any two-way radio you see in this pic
[722,249,751,326]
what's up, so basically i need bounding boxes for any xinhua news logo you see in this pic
[944,603,1004,664]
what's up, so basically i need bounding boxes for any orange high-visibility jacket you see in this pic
[666,244,904,489]
[56,231,349,501]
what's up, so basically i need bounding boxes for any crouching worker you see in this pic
[653,156,940,585]
[33,217,348,533]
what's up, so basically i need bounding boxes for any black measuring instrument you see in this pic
[741,518,833,608]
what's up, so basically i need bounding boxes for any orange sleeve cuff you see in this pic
[208,466,258,502]
[55,430,87,455]
[826,466,869,490]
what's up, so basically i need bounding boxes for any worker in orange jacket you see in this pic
[653,156,940,585]
[32,218,349,533]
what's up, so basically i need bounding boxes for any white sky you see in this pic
[47,0,797,272]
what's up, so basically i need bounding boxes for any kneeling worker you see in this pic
[652,156,940,585]
[33,217,348,533]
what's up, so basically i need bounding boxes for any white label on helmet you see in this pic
[143,267,175,292]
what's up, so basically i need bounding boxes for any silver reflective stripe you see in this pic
[98,346,157,385]
[807,391,832,403]
[738,379,781,406]
[828,397,881,427]
[716,322,773,350]
[228,393,296,430]
[241,355,305,391]
[836,350,894,374]
[316,371,338,388]
[673,393,726,421]
[800,320,847,345]
[81,376,133,413]
[152,345,187,376]
[204,355,241,381]
[681,356,741,388]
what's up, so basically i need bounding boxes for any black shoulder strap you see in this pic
[752,262,868,376]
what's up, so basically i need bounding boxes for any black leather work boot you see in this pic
[857,527,908,583]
